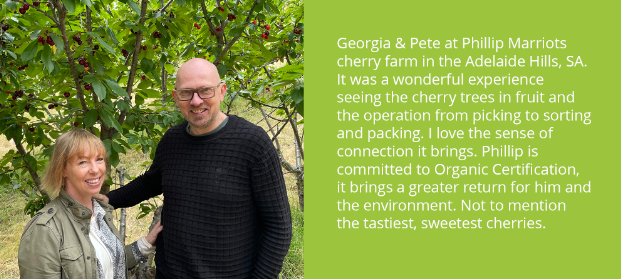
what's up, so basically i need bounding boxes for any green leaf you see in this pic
[150,69,161,85]
[99,108,122,132]
[6,50,16,59]
[50,34,65,54]
[136,24,148,33]
[93,59,104,75]
[105,79,129,98]
[175,0,186,7]
[95,35,115,54]
[21,40,38,62]
[80,0,92,8]
[5,0,16,10]
[142,88,160,98]
[291,85,303,105]
[127,134,139,145]
[92,79,106,100]
[106,26,119,45]
[118,138,130,149]
[112,141,124,154]
[217,64,228,77]
[140,58,154,73]
[62,0,76,13]
[29,30,42,40]
[84,109,98,127]
[109,150,119,167]
[82,74,97,84]
[158,34,170,48]
[266,1,280,14]
[228,26,246,38]
[24,154,37,173]
[137,79,152,89]
[41,45,53,74]
[165,63,174,74]
[134,93,144,106]
[103,139,111,156]
[155,23,170,39]
[295,100,304,117]
[255,42,273,60]
[127,0,140,15]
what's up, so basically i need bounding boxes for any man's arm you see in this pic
[106,140,165,208]
[250,134,293,278]
[107,161,163,208]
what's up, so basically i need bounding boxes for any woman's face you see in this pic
[63,149,105,201]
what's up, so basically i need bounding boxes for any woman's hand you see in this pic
[145,221,163,246]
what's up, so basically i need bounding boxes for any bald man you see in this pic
[102,59,292,278]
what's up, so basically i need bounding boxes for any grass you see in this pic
[0,98,304,278]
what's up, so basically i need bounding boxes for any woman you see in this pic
[18,129,163,279]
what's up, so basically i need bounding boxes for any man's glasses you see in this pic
[173,84,221,101]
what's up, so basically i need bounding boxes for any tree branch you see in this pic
[12,135,51,202]
[158,0,174,12]
[15,0,58,25]
[118,0,149,127]
[32,97,84,111]
[200,0,224,50]
[213,0,258,66]
[54,0,89,115]
[282,106,304,160]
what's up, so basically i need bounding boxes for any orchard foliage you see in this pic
[0,0,304,214]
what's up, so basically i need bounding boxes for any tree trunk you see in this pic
[135,206,163,279]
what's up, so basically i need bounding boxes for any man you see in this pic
[98,58,292,278]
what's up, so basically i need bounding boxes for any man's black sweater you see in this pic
[108,115,292,278]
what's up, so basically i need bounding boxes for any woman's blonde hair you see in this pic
[41,129,108,194]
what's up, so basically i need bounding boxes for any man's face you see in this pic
[173,62,226,134]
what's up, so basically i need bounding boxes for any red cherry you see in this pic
[141,75,146,80]
[48,104,54,109]
[285,40,289,43]
[73,122,79,127]
[253,20,257,25]
[84,84,91,91]
[5,91,9,94]
[265,25,270,30]
[296,39,299,42]
[64,92,70,98]
[216,27,221,31]
[9,62,13,66]
[153,46,157,49]
[193,23,198,27]
[197,26,201,30]
[29,127,35,132]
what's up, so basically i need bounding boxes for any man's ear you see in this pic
[219,83,227,101]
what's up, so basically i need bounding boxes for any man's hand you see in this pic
[93,193,109,203]
[145,221,163,246]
